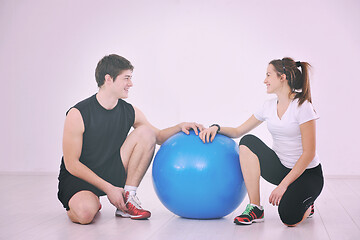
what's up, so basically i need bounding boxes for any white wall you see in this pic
[0,0,359,176]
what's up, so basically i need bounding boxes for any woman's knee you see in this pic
[239,134,258,147]
[239,145,252,154]
[278,202,303,226]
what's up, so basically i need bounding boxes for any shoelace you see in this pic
[126,194,143,209]
[242,204,255,215]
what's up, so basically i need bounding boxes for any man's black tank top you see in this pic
[58,94,135,187]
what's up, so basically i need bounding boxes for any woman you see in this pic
[199,57,324,226]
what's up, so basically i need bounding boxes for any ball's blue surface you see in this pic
[152,131,247,219]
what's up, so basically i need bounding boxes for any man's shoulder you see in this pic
[117,98,134,112]
[75,94,96,108]
[66,95,95,116]
[117,98,131,106]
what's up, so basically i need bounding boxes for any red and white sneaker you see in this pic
[115,191,151,220]
[307,204,315,218]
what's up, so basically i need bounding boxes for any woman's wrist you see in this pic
[209,124,220,133]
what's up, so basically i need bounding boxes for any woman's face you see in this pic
[264,64,283,94]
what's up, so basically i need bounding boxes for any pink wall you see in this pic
[1,0,359,175]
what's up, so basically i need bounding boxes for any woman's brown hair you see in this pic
[269,57,312,105]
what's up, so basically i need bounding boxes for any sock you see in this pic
[250,203,263,210]
[124,185,138,195]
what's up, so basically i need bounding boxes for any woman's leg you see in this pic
[239,134,290,204]
[278,165,324,226]
[235,135,289,225]
[239,145,261,206]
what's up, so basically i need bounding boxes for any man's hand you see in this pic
[179,122,205,135]
[106,186,128,212]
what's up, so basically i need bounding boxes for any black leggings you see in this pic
[239,134,324,225]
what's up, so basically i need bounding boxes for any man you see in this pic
[57,54,203,224]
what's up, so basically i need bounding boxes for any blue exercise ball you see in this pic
[152,131,247,219]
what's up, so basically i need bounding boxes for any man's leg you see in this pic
[116,125,156,219]
[120,125,156,187]
[67,191,101,224]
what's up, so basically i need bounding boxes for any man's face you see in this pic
[112,69,133,99]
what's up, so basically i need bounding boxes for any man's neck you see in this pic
[96,90,118,110]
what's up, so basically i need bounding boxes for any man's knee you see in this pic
[68,191,99,225]
[69,207,97,225]
[133,125,156,147]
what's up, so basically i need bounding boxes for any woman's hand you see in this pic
[269,184,287,206]
[199,126,219,143]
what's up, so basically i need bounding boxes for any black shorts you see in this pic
[57,161,126,211]
[239,134,324,225]
[57,173,104,211]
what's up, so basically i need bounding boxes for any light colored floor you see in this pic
[0,173,359,240]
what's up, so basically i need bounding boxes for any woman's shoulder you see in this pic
[293,98,315,110]
[293,99,319,122]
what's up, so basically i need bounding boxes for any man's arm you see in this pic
[62,108,127,211]
[133,107,203,145]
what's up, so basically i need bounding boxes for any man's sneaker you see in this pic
[307,204,314,218]
[234,204,264,225]
[115,191,151,220]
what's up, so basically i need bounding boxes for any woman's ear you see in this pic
[280,73,287,82]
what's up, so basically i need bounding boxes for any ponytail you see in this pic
[269,57,312,106]
[296,61,312,105]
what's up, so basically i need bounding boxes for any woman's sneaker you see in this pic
[307,204,314,218]
[115,192,151,220]
[234,204,264,225]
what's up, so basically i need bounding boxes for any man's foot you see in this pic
[307,204,314,218]
[234,204,264,225]
[115,192,151,220]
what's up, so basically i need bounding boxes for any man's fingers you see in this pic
[199,131,205,143]
[196,123,205,132]
[192,125,199,135]
[182,127,190,135]
[118,199,127,212]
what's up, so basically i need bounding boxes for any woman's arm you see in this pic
[199,115,263,143]
[269,120,317,206]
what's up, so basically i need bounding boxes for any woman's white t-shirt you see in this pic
[254,98,320,169]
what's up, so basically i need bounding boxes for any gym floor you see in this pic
[1,173,359,240]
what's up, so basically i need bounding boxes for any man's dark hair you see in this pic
[95,54,134,87]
